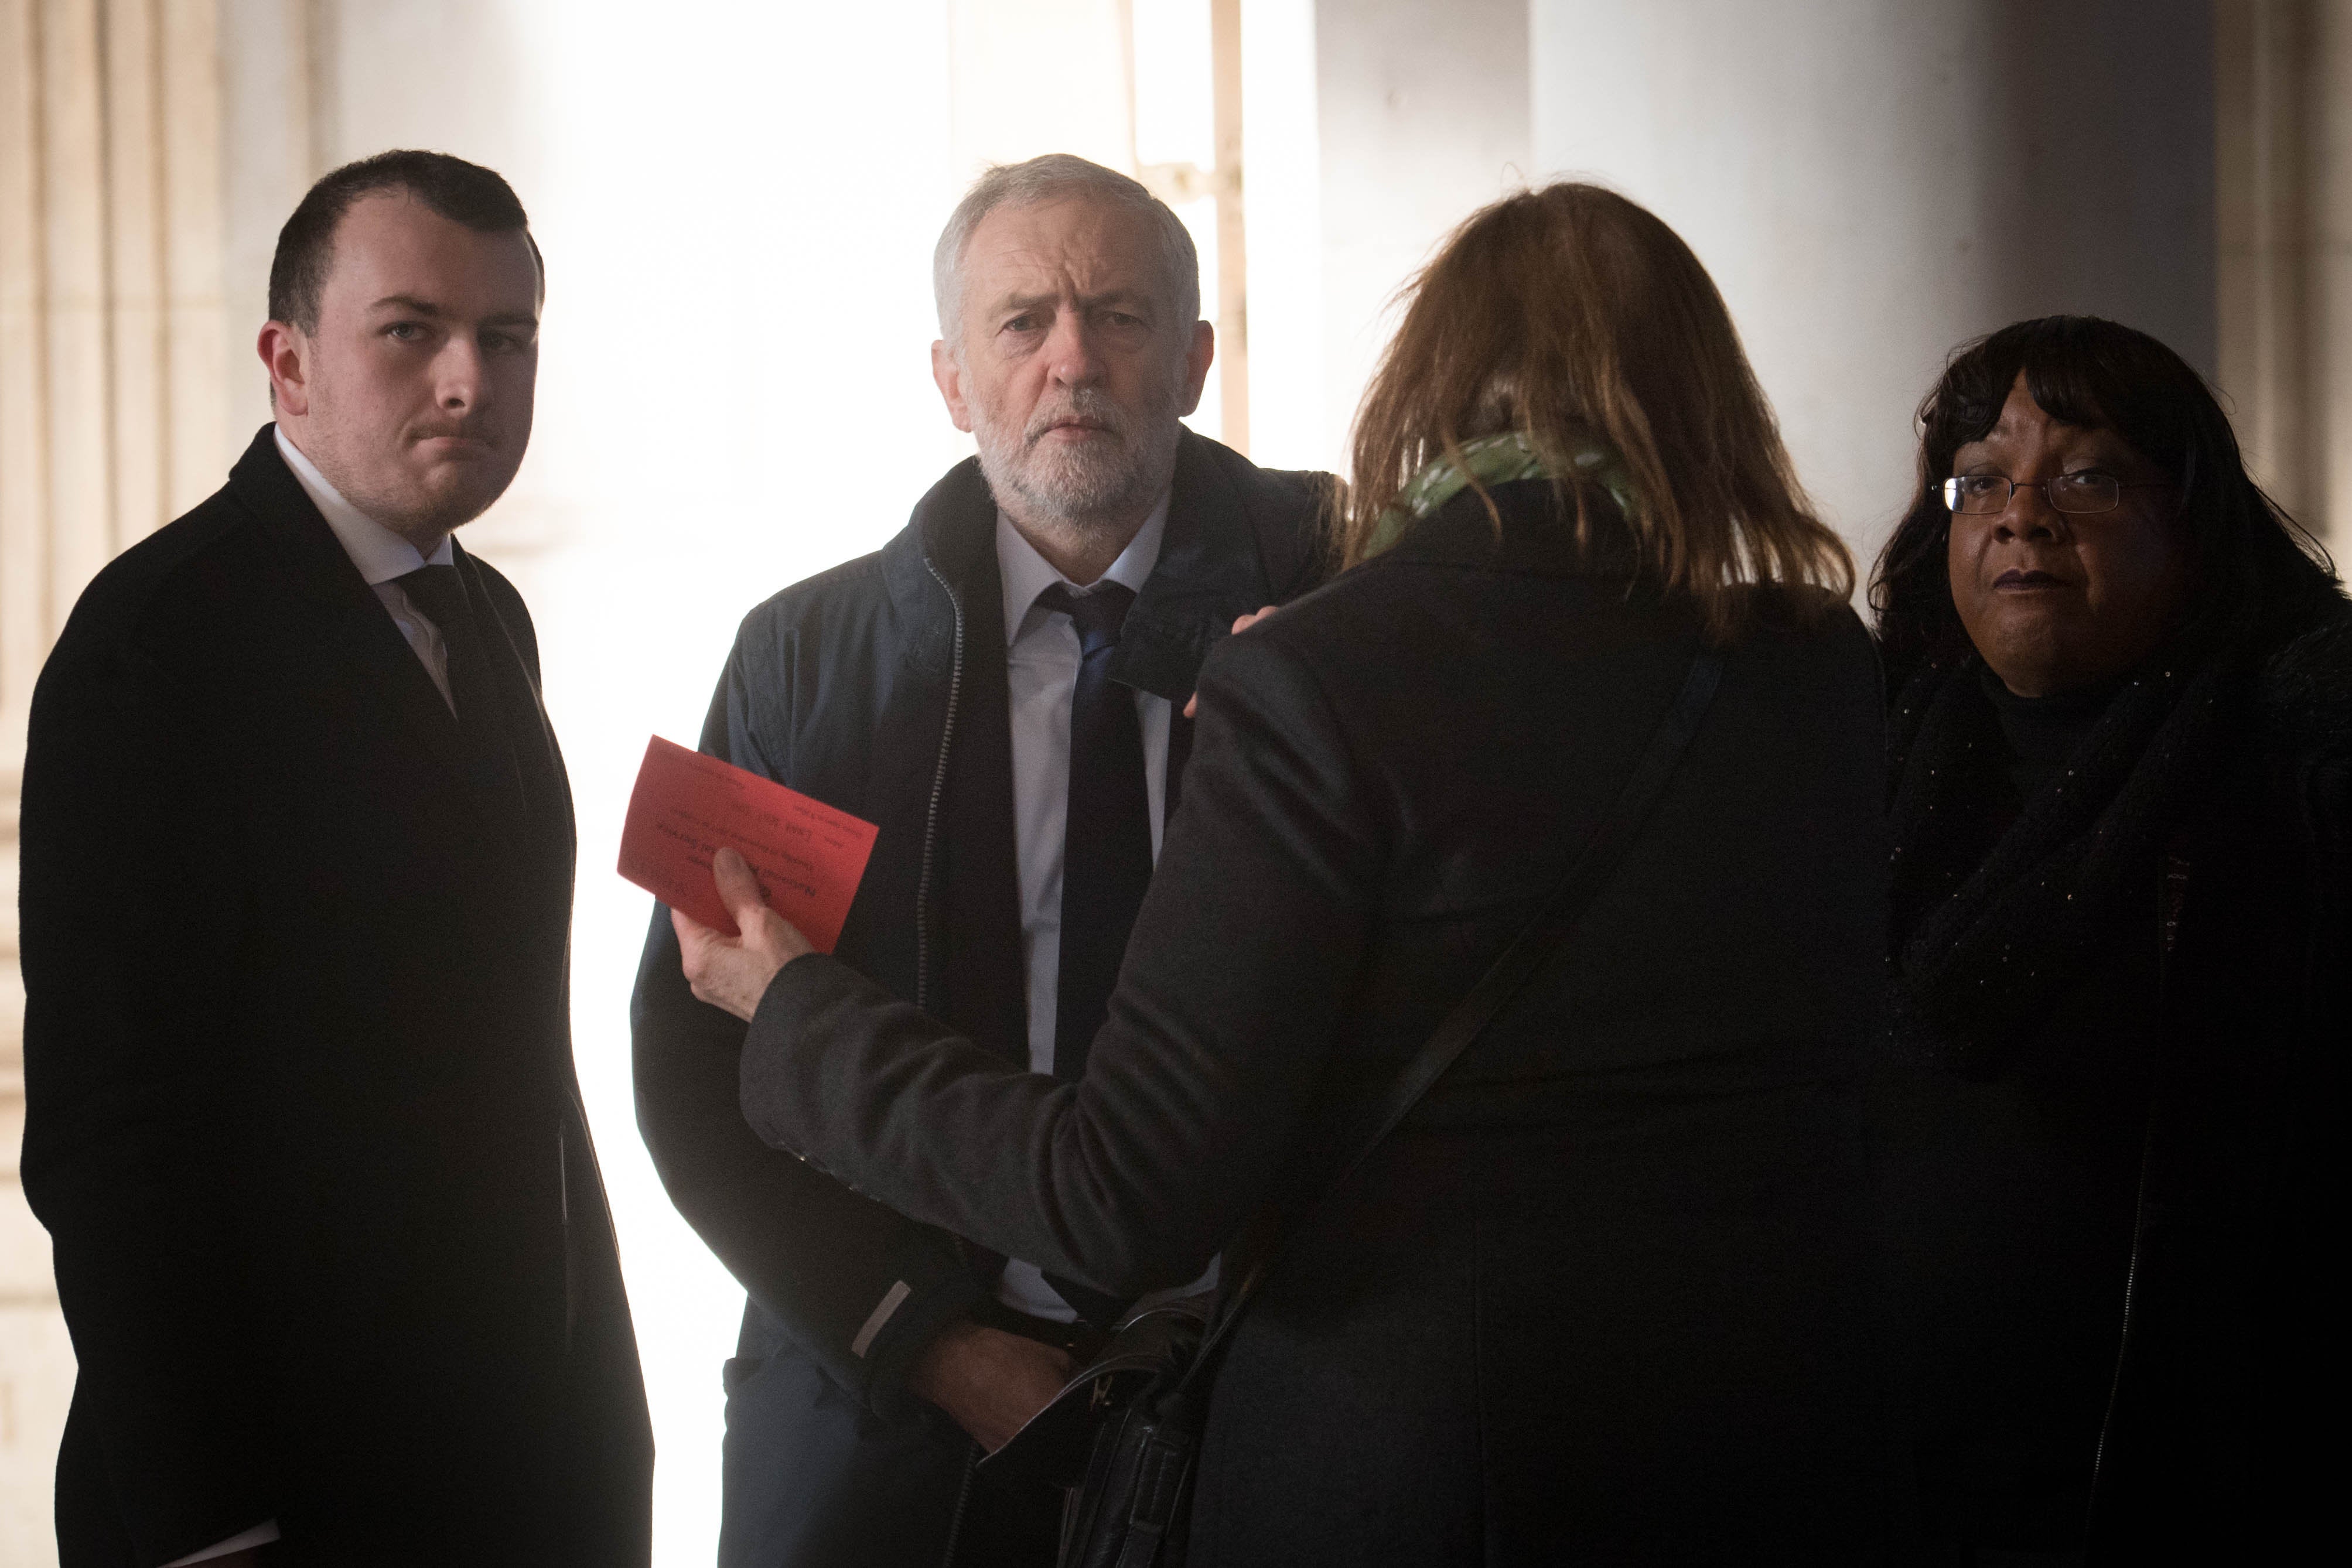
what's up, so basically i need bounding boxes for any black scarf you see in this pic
[1886,644,2232,1076]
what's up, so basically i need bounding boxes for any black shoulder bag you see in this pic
[986,650,1726,1568]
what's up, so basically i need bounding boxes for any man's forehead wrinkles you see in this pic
[990,283,1153,312]
[978,251,1160,312]
[968,238,1163,303]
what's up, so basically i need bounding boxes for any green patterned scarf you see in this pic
[1363,427,1641,560]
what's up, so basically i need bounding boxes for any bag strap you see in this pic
[1173,647,1726,1391]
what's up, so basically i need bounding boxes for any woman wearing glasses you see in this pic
[1870,315,2349,1563]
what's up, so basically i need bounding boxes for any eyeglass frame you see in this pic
[1941,472,2176,517]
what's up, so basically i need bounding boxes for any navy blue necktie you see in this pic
[392,565,479,715]
[1036,581,1152,1085]
[394,563,524,812]
[1034,580,1151,1326]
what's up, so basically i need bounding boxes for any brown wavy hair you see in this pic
[1340,182,1852,640]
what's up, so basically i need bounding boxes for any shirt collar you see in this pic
[995,489,1172,648]
[274,425,454,584]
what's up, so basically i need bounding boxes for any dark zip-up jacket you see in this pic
[631,431,1329,1408]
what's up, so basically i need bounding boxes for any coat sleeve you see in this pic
[630,641,981,1410]
[738,624,1385,1299]
[16,630,279,1562]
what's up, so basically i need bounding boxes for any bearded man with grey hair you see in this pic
[633,154,1331,1566]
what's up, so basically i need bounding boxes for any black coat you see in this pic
[739,480,1898,1564]
[629,431,1329,1563]
[1878,600,2352,1561]
[17,427,651,1567]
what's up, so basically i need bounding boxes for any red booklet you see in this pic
[617,736,879,952]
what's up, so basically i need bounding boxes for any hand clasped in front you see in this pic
[673,846,815,1022]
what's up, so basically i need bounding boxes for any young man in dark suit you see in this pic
[631,155,1329,1566]
[17,151,651,1567]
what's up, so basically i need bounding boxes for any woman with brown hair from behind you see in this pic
[702,182,1899,1563]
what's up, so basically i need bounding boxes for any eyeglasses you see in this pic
[1941,472,2172,515]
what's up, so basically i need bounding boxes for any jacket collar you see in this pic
[227,429,460,776]
[995,491,1170,646]
[1374,476,1641,581]
[879,458,992,682]
[223,425,532,796]
[272,425,455,580]
[879,429,1292,700]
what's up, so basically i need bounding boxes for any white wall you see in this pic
[1312,0,1531,470]
[1237,0,1327,471]
[1532,0,2217,566]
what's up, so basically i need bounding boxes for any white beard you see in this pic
[972,381,1183,536]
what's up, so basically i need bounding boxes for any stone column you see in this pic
[0,2,258,1557]
[2217,0,2352,545]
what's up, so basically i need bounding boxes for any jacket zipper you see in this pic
[937,1444,979,1568]
[916,554,971,1568]
[2088,1126,2152,1525]
[914,557,967,1013]
[2088,851,2190,1533]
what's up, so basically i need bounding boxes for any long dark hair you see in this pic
[1870,315,2337,684]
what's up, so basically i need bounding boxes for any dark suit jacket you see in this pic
[630,433,1328,1564]
[17,426,652,1567]
[740,481,1897,1564]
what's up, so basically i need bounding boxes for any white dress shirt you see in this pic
[162,433,459,1568]
[275,426,458,710]
[992,496,1214,1321]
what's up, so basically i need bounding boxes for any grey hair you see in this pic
[932,153,1200,346]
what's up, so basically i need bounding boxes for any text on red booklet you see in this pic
[617,736,878,952]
